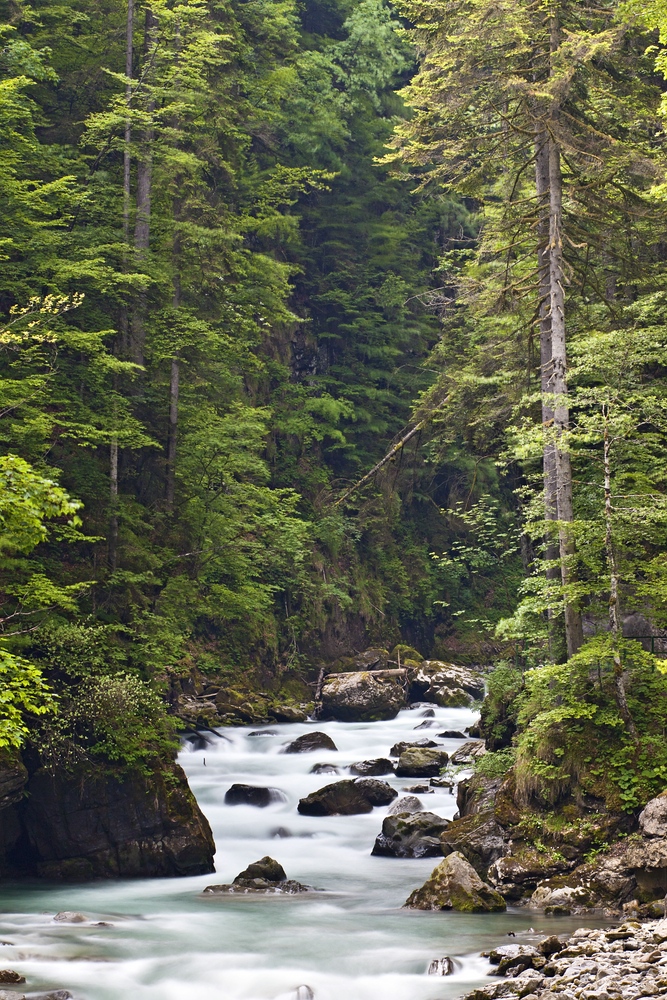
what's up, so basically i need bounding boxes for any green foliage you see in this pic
[0,646,55,748]
[479,661,523,751]
[515,637,667,811]
[474,746,516,779]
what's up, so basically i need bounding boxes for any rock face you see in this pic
[282,732,338,754]
[409,662,485,707]
[320,670,407,722]
[450,740,486,765]
[224,784,284,807]
[349,758,394,776]
[372,811,449,858]
[404,852,506,912]
[395,747,449,778]
[297,778,397,816]
[639,790,667,836]
[528,834,667,913]
[0,762,215,879]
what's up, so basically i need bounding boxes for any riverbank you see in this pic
[464,917,667,1000]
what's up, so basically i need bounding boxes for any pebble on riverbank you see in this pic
[460,918,667,1000]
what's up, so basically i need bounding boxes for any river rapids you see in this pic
[0,704,603,1000]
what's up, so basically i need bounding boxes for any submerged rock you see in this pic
[438,730,466,739]
[53,911,87,923]
[297,778,396,816]
[248,730,278,737]
[283,732,338,754]
[224,784,285,807]
[404,851,506,912]
[349,758,394,776]
[413,720,438,730]
[0,991,25,1000]
[372,811,449,858]
[320,669,408,722]
[395,747,449,777]
[309,763,340,775]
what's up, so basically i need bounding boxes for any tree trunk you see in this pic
[603,405,637,737]
[535,126,561,657]
[109,0,134,571]
[548,15,584,659]
[129,3,157,366]
[166,268,180,512]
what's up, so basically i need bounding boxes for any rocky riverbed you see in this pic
[464,917,667,1000]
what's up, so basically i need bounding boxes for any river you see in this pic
[0,704,603,1000]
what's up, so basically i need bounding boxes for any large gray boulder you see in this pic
[404,851,506,911]
[349,758,394,776]
[297,778,397,816]
[320,669,407,721]
[395,747,449,778]
[409,661,485,707]
[387,795,423,815]
[372,810,449,858]
[639,791,667,837]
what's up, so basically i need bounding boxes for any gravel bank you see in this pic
[462,918,667,1000]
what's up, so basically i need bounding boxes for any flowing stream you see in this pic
[0,705,603,1000]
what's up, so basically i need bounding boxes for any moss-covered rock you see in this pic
[372,810,450,857]
[404,851,506,912]
[395,747,449,777]
[320,669,407,722]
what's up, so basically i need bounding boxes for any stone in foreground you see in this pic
[320,669,407,722]
[298,778,396,816]
[404,851,506,911]
[372,810,449,858]
[282,732,338,754]
[395,747,449,777]
[639,789,667,836]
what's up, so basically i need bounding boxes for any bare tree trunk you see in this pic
[548,15,584,659]
[535,127,561,657]
[130,3,157,365]
[603,405,637,737]
[166,268,180,511]
[109,0,134,571]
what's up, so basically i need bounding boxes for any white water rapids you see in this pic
[0,704,603,1000]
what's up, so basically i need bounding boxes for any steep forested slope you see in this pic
[2,0,667,822]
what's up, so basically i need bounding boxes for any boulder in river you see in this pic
[225,784,285,807]
[320,670,407,722]
[413,720,438,730]
[404,851,506,911]
[0,971,25,984]
[283,732,338,754]
[387,795,422,815]
[53,911,87,923]
[309,763,339,775]
[349,758,394,776]
[427,957,454,975]
[203,856,314,894]
[389,739,439,757]
[372,811,450,858]
[0,992,25,1000]
[395,747,449,778]
[297,778,396,816]
[420,708,435,718]
[409,661,485,706]
[0,760,215,880]
[438,730,466,739]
